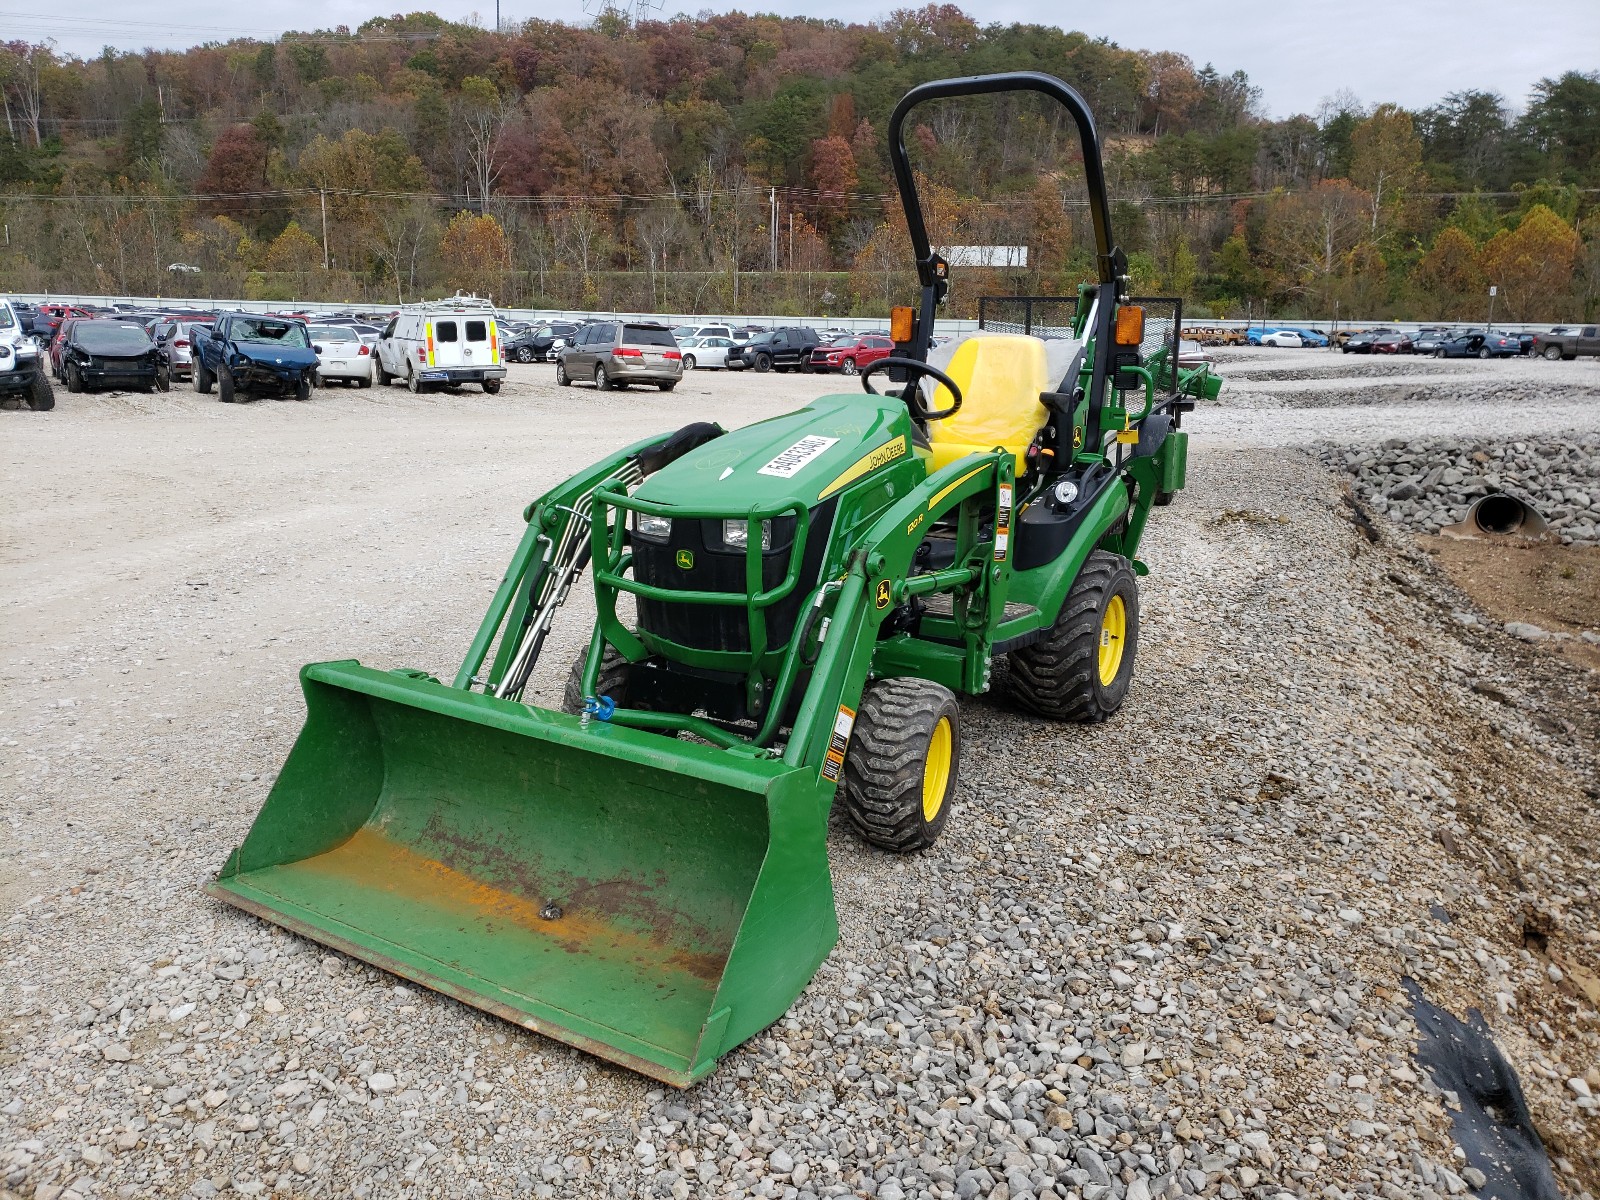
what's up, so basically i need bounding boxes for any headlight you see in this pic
[1052,480,1079,505]
[633,512,672,542]
[723,519,772,551]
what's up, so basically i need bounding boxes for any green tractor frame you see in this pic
[208,71,1222,1086]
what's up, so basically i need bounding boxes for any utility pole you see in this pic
[319,189,330,270]
[769,188,778,272]
[788,212,793,272]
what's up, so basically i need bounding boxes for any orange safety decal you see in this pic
[994,482,1012,562]
[820,704,856,783]
[425,321,435,367]
[489,319,499,363]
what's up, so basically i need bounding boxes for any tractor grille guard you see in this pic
[586,485,817,748]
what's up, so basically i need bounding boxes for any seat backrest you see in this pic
[925,333,1054,472]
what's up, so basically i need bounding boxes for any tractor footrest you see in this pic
[920,595,1036,621]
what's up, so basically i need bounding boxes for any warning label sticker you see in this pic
[994,482,1013,562]
[821,704,856,783]
[757,435,839,478]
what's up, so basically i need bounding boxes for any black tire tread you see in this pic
[1008,550,1138,723]
[840,677,958,854]
[561,646,632,715]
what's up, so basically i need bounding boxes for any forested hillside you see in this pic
[1,7,1597,319]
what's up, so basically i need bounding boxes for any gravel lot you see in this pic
[3,351,1598,1200]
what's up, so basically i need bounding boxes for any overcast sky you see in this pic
[16,0,1600,118]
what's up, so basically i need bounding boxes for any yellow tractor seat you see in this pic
[924,334,1055,473]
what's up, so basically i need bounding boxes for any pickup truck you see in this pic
[192,312,319,402]
[1532,325,1600,361]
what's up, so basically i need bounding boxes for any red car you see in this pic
[1371,333,1413,354]
[33,303,94,345]
[808,334,895,375]
[49,317,96,378]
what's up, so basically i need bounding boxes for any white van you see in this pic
[376,295,507,394]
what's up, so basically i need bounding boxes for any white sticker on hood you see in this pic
[757,435,839,478]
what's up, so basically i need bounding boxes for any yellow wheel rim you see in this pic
[921,716,953,822]
[1097,594,1127,687]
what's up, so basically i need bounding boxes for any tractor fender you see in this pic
[1010,474,1131,625]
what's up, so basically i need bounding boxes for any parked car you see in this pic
[153,319,212,381]
[1259,329,1304,348]
[556,320,682,391]
[808,334,896,374]
[508,322,579,363]
[728,327,822,373]
[671,323,736,344]
[375,296,507,394]
[192,313,319,401]
[59,320,167,393]
[10,300,37,336]
[0,298,52,410]
[678,336,739,370]
[309,324,375,387]
[32,303,93,347]
[1434,332,1518,359]
[1176,339,1212,370]
[1280,327,1330,347]
[1340,327,1398,353]
[1410,329,1453,355]
[1532,325,1600,361]
[1370,333,1414,354]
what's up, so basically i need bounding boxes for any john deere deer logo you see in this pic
[675,549,694,570]
[875,580,892,609]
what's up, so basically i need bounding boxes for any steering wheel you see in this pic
[860,356,963,421]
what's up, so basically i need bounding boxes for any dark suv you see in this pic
[729,327,821,373]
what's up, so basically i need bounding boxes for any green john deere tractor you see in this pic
[207,71,1221,1087]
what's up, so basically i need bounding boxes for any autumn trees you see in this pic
[0,10,1594,318]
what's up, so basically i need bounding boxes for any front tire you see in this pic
[65,361,83,393]
[1434,349,1445,358]
[842,357,858,375]
[754,352,772,373]
[218,365,235,404]
[556,360,571,386]
[840,677,960,854]
[562,647,632,715]
[378,359,393,385]
[27,372,55,411]
[1009,550,1139,723]
[295,374,312,401]
[194,358,213,394]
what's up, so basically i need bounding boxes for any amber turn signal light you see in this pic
[889,306,915,343]
[1114,305,1145,346]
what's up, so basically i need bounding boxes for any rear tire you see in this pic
[840,677,959,854]
[595,364,612,391]
[1477,347,1490,359]
[407,366,421,394]
[657,381,676,392]
[515,347,533,363]
[1543,345,1562,361]
[27,372,54,411]
[562,647,632,715]
[357,366,372,388]
[1009,550,1139,723]
[682,354,696,371]
[483,378,501,394]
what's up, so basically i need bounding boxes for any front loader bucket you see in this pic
[207,662,838,1086]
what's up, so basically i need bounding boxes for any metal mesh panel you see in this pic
[1131,296,1181,377]
[976,297,1078,340]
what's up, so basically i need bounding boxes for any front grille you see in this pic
[633,502,836,654]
